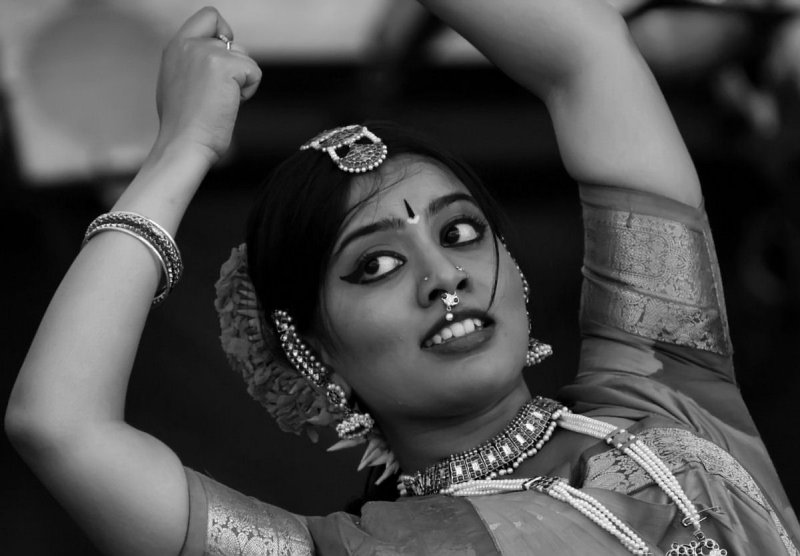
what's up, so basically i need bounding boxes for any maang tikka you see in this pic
[300,124,387,173]
[273,310,375,440]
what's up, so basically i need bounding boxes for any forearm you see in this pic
[6,143,209,441]
[419,0,702,206]
[418,0,625,98]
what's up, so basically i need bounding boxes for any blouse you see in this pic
[179,184,800,555]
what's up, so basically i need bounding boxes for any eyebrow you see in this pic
[333,192,477,257]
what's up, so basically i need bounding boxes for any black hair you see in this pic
[246,121,507,336]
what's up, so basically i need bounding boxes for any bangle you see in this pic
[83,211,183,305]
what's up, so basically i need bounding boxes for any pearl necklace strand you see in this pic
[402,399,728,556]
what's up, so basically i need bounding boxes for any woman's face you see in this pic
[316,155,530,425]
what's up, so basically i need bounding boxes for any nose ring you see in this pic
[441,291,459,321]
[455,265,464,272]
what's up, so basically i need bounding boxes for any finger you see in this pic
[214,12,235,43]
[176,7,233,41]
[229,42,249,56]
[233,60,262,101]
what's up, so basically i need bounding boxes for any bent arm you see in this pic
[5,9,266,555]
[418,0,702,206]
[6,141,207,556]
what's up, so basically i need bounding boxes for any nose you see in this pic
[417,253,469,309]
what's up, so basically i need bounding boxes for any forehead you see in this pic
[344,155,468,226]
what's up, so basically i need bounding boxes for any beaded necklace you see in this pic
[397,397,563,497]
[398,397,728,556]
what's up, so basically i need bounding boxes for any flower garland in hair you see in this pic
[214,244,399,483]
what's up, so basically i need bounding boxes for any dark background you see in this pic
[3,31,800,556]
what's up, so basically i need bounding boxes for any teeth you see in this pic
[424,318,485,347]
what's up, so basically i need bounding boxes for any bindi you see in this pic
[404,199,420,224]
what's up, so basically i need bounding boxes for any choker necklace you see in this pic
[398,398,728,556]
[397,397,564,497]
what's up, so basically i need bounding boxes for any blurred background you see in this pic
[1,0,799,553]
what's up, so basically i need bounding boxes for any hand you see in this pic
[153,8,262,165]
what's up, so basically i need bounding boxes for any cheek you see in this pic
[496,256,530,334]
[324,288,414,368]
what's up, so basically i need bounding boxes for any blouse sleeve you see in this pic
[562,184,756,436]
[179,468,314,556]
[578,183,732,364]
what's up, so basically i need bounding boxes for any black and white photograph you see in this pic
[2,0,799,554]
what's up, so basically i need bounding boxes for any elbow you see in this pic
[5,398,42,459]
[4,390,68,461]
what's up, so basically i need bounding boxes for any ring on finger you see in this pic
[217,33,233,51]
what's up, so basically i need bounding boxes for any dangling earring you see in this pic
[513,259,553,366]
[273,310,375,440]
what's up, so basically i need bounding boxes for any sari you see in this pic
[180,185,800,555]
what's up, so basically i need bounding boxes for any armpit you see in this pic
[580,188,731,357]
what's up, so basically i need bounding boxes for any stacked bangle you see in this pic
[82,211,183,305]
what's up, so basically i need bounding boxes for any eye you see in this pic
[340,251,406,284]
[442,217,486,247]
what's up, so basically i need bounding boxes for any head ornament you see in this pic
[300,124,388,173]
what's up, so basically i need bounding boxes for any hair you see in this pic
[246,121,508,337]
[246,122,510,509]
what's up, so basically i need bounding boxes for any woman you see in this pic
[5,1,799,555]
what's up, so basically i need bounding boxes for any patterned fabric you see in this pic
[180,184,799,555]
[581,194,731,356]
[583,427,798,556]
[188,469,314,556]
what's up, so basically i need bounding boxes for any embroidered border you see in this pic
[206,480,313,556]
[581,208,731,355]
[583,427,798,556]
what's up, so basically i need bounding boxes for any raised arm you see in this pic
[5,9,262,555]
[418,0,702,207]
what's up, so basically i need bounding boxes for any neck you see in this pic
[381,382,532,473]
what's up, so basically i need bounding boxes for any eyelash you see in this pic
[441,214,488,247]
[340,250,407,285]
[340,213,489,285]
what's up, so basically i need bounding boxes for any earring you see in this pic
[273,309,375,440]
[511,259,553,366]
[526,337,553,366]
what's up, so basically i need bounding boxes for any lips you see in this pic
[421,310,494,349]
[422,317,484,347]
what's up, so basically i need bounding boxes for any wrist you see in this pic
[112,139,213,234]
[146,134,217,175]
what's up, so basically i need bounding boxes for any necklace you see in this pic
[398,397,563,496]
[399,398,728,556]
